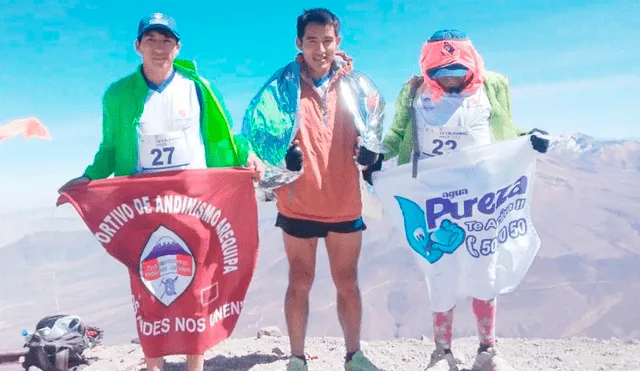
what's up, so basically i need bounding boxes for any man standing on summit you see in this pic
[59,12,263,371]
[60,12,262,185]
[242,8,385,371]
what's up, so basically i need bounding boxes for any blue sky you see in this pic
[0,0,638,212]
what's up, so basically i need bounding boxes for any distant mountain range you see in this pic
[547,132,640,170]
[1,132,639,351]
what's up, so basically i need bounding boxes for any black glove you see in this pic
[521,128,550,154]
[285,143,303,171]
[356,146,379,167]
[362,153,384,185]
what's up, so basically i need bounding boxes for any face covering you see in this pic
[419,38,487,101]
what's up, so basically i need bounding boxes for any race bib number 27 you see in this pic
[150,147,175,167]
[139,131,191,171]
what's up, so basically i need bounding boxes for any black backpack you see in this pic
[22,315,103,371]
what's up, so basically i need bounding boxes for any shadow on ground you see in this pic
[141,353,284,371]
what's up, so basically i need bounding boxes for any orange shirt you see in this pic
[275,71,362,223]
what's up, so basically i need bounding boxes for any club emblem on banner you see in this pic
[139,225,196,306]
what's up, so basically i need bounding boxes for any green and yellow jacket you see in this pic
[83,59,251,179]
[382,71,528,166]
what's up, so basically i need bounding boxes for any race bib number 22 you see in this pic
[420,128,477,157]
[426,138,458,156]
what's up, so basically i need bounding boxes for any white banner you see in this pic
[371,135,541,312]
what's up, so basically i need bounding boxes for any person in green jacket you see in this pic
[376,30,549,371]
[58,12,263,371]
[59,12,263,189]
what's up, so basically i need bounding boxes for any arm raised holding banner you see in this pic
[59,13,263,195]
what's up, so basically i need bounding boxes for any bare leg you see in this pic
[186,354,204,371]
[145,357,163,371]
[283,232,318,358]
[325,230,362,353]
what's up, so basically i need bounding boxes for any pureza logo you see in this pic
[394,196,466,264]
[139,225,195,306]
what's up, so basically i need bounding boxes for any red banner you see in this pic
[56,168,259,357]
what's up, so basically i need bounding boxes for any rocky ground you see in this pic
[73,329,640,371]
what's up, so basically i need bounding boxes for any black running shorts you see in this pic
[275,213,367,239]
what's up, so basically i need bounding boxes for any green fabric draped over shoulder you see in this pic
[83,59,251,180]
[382,70,528,166]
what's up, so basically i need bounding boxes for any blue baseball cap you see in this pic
[137,12,180,41]
[427,29,469,78]
[428,29,468,42]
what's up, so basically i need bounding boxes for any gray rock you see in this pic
[257,326,283,339]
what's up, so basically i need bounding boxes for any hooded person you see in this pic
[375,29,549,371]
[241,8,386,371]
